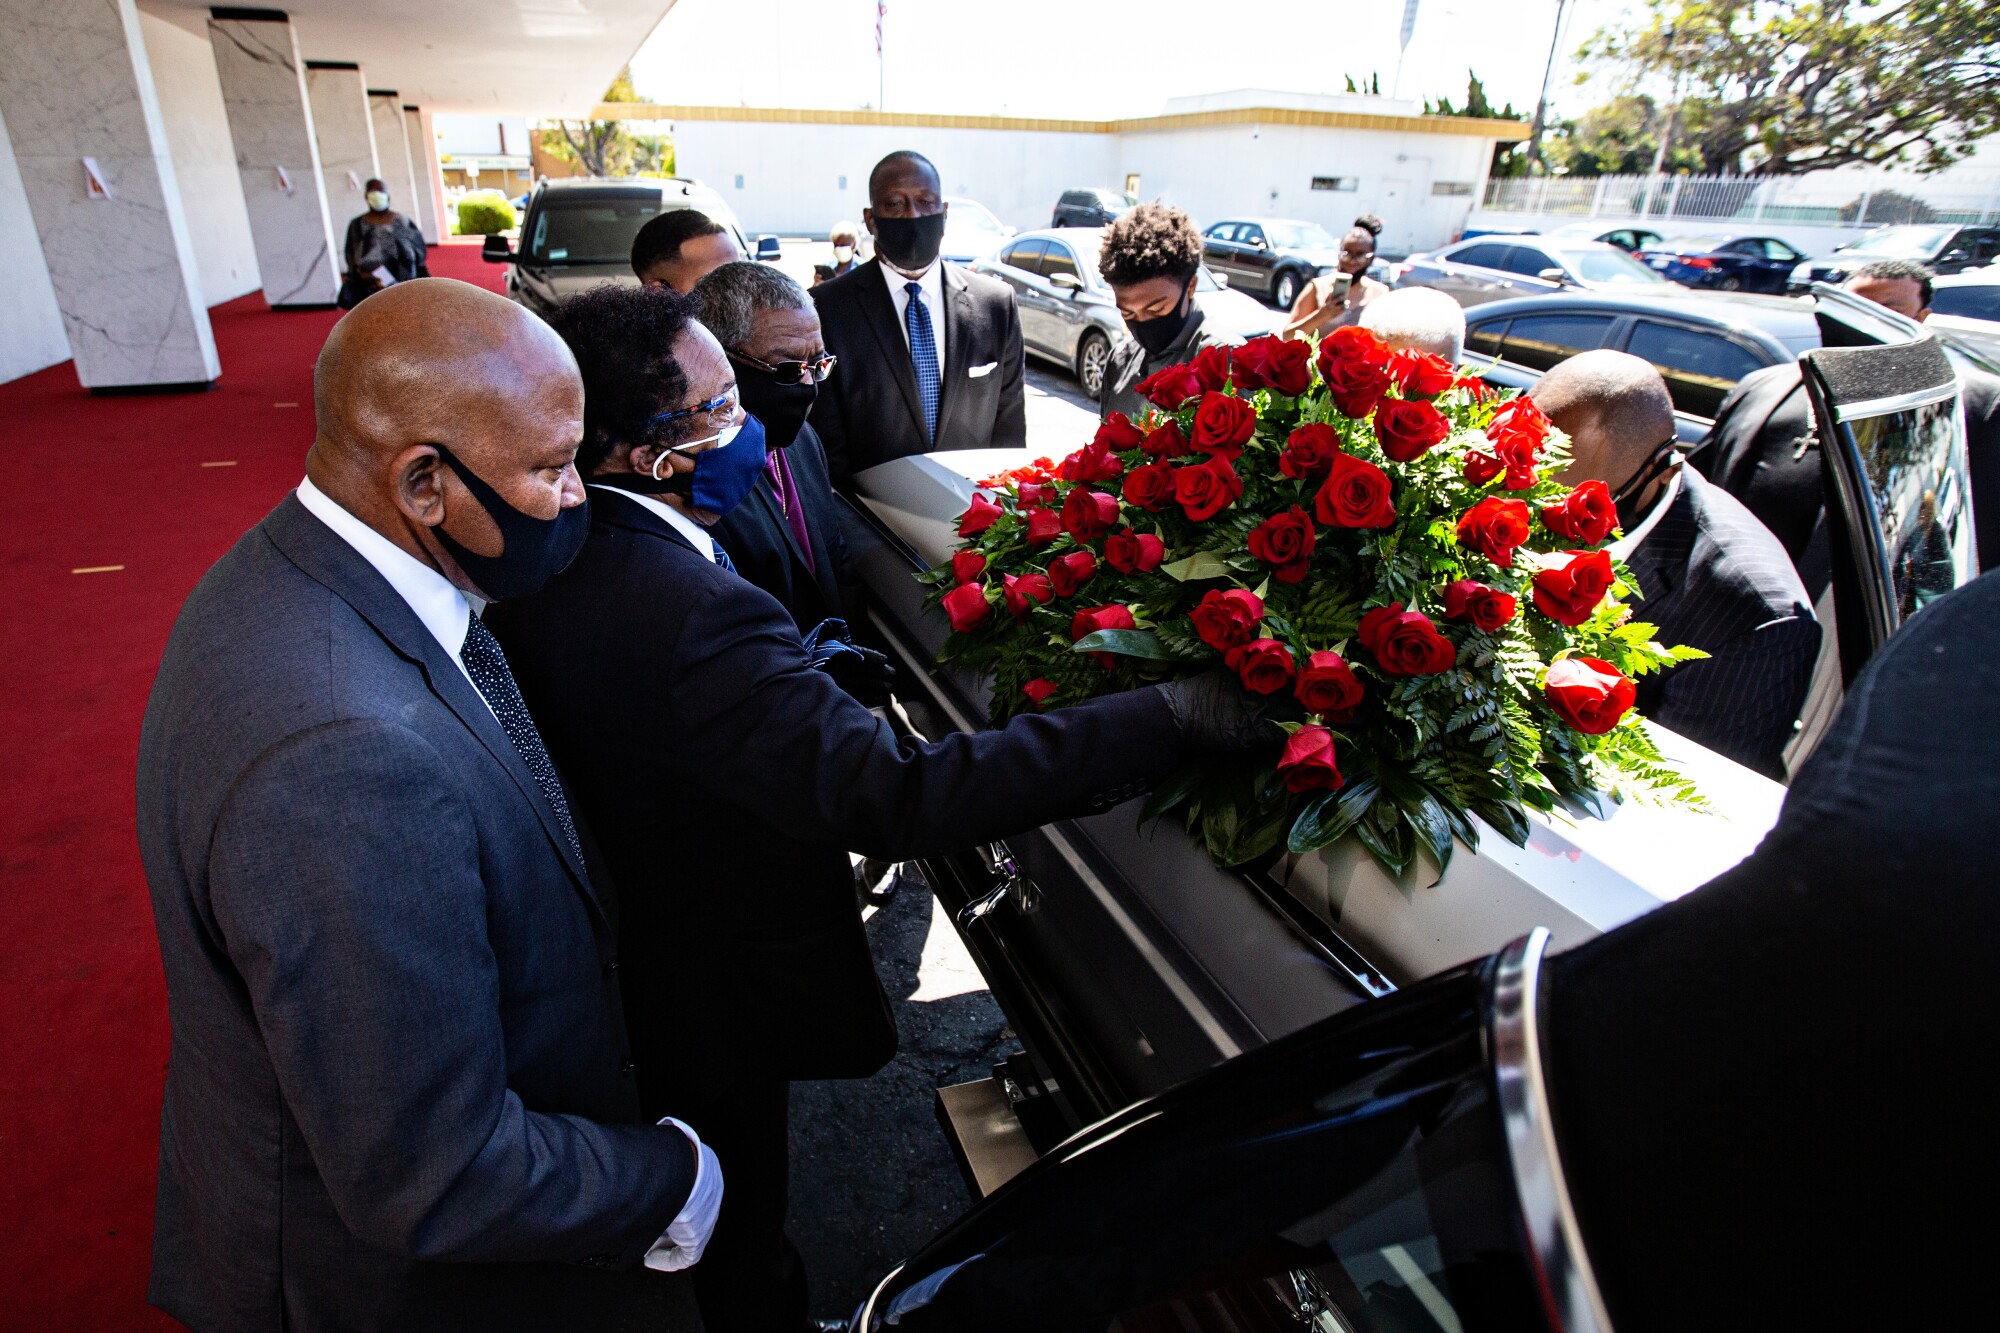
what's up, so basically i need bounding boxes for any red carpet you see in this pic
[0,243,505,1327]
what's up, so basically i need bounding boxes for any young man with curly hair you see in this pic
[1097,201,1238,420]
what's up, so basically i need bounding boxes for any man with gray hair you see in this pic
[1534,350,1818,777]
[1360,285,1467,363]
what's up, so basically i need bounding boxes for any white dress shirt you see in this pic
[588,484,718,562]
[879,254,947,373]
[1610,467,1684,562]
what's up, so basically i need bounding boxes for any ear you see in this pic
[862,207,876,235]
[392,445,447,526]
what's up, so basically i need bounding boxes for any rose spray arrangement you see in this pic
[924,330,1706,877]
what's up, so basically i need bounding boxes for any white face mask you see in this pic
[365,190,389,211]
[833,244,854,263]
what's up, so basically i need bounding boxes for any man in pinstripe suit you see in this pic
[1535,352,1820,779]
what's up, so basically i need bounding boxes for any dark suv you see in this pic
[1050,188,1133,229]
[1788,223,2000,292]
[1200,217,1346,309]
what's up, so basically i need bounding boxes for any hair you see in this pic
[1849,258,1935,309]
[868,150,939,202]
[545,283,698,472]
[829,220,859,244]
[1360,287,1466,364]
[630,208,727,279]
[1098,202,1204,288]
[691,260,813,352]
[1352,213,1384,241]
[365,177,386,193]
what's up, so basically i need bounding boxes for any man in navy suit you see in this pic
[1534,351,1819,778]
[136,280,720,1331]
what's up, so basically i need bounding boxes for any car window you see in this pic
[1557,245,1669,285]
[1972,232,2000,261]
[1040,241,1081,284]
[1451,243,1514,271]
[1204,222,1235,241]
[999,238,1048,276]
[1239,224,1267,247]
[1466,319,1509,358]
[1497,313,1616,372]
[1498,245,1559,277]
[1762,239,1802,262]
[1626,321,1770,418]
[524,195,670,265]
[1932,285,2000,321]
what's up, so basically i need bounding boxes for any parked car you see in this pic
[1633,233,1807,293]
[1928,264,2000,359]
[1592,225,1665,252]
[973,227,1279,399]
[480,177,753,317]
[1460,224,1663,252]
[1788,222,2000,292]
[1396,235,1673,307]
[1050,187,1134,229]
[940,196,1013,265]
[1199,217,1346,309]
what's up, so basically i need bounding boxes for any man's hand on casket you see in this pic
[1155,669,1301,753]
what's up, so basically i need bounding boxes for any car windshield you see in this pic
[1096,190,1135,209]
[1557,245,1669,285]
[947,199,1007,236]
[526,195,676,265]
[1265,222,1341,248]
[1841,225,1956,259]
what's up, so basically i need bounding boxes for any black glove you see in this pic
[1154,669,1297,754]
[822,643,896,695]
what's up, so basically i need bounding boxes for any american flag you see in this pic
[876,0,885,56]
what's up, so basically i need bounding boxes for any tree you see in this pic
[537,66,671,178]
[1542,94,1706,175]
[1579,0,2000,174]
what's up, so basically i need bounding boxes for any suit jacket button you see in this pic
[620,1060,636,1077]
[604,958,619,975]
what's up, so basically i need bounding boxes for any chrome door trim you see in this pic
[1491,928,1614,1333]
[1833,382,1959,422]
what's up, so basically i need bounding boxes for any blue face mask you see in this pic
[656,411,768,517]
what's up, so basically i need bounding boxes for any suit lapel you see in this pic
[1624,479,1699,612]
[790,430,847,615]
[261,496,606,921]
[935,263,976,447]
[748,471,810,595]
[854,264,929,442]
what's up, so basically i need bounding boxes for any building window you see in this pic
[1432,181,1474,196]
[734,174,745,189]
[1311,176,1358,192]
[838,175,848,190]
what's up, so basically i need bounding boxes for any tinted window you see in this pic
[999,238,1048,275]
[1497,313,1615,372]
[1451,243,1513,271]
[1239,224,1267,246]
[1061,192,1090,207]
[1972,232,2000,261]
[1933,285,2000,321]
[1626,321,1770,418]
[1040,241,1081,284]
[1466,319,1509,357]
[1498,245,1558,277]
[525,195,673,265]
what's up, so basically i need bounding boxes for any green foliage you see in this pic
[1425,70,1523,121]
[454,192,515,236]
[534,65,671,178]
[1542,95,1707,176]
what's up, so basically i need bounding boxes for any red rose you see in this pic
[1462,450,1505,486]
[1190,392,1257,458]
[1247,506,1316,584]
[1136,363,1205,410]
[1316,326,1393,419]
[1122,461,1175,511]
[1094,411,1145,451]
[1070,603,1136,667]
[1059,441,1124,482]
[1279,423,1341,480]
[1104,527,1166,573]
[1544,656,1637,735]
[1294,651,1364,721]
[1015,481,1054,509]
[1455,496,1533,567]
[1277,725,1344,793]
[1022,677,1059,708]
[1174,454,1244,522]
[1223,637,1296,694]
[1440,578,1518,632]
[1372,397,1452,463]
[1320,324,1389,367]
[1357,603,1456,675]
[1495,437,1541,490]
[1061,487,1120,542]
[958,494,1002,535]
[1189,587,1265,651]
[1315,452,1397,529]
[951,551,987,584]
[1453,375,1494,401]
[1143,419,1191,458]
[1002,572,1053,618]
[1541,480,1617,546]
[942,582,992,632]
[1388,348,1457,399]
[1486,397,1550,489]
[1048,549,1099,597]
[1532,549,1615,626]
[1230,335,1312,395]
[1190,343,1233,393]
[1024,507,1062,545]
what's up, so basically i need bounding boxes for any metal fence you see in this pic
[1482,172,2000,227]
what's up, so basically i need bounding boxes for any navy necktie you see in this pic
[905,280,941,442]
[460,614,583,864]
[712,542,736,573]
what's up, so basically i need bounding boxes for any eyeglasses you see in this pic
[649,386,740,429]
[739,351,838,385]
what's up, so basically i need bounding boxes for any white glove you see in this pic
[644,1117,723,1272]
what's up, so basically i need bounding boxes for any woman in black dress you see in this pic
[339,178,428,308]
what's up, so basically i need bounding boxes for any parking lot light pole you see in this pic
[1525,0,1571,174]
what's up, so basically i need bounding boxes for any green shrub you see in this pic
[455,192,516,236]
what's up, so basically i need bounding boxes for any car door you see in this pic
[1034,239,1092,366]
[1235,222,1276,296]
[1620,318,1776,434]
[995,239,1060,359]
[1429,242,1519,305]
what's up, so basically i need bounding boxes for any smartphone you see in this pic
[1331,272,1353,303]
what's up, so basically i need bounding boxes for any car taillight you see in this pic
[1682,256,1716,268]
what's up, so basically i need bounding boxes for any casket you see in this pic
[840,448,1784,1132]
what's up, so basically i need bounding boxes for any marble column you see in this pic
[367,89,420,238]
[304,61,376,239]
[404,103,446,244]
[0,0,218,389]
[207,11,338,307]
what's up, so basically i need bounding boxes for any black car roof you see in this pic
[1461,287,1821,349]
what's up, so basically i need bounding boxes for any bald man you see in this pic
[137,279,721,1332]
[1534,351,1818,777]
[1359,285,1467,363]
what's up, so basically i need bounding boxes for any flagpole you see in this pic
[876,0,886,111]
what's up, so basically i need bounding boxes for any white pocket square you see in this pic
[967,362,998,378]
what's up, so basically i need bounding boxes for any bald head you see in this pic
[1361,287,1466,363]
[1531,350,1676,491]
[306,278,586,599]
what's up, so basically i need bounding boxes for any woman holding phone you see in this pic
[1282,214,1389,340]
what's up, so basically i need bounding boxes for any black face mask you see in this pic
[1611,441,1682,533]
[872,212,947,271]
[429,443,589,601]
[729,353,819,450]
[1126,284,1197,356]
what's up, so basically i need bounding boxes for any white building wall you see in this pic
[137,2,260,307]
[0,102,70,382]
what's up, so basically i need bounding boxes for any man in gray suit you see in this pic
[136,279,720,1331]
